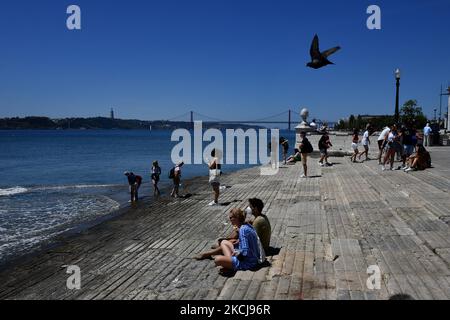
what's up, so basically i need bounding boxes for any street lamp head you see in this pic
[395,68,401,80]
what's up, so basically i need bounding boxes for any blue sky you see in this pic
[0,0,449,123]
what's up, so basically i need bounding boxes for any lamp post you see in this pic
[447,87,450,131]
[434,108,437,122]
[440,85,450,130]
[394,68,401,125]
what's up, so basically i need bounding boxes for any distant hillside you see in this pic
[0,117,263,130]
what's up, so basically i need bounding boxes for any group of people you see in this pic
[194,198,272,275]
[349,123,432,173]
[350,124,372,163]
[282,130,333,178]
[123,160,172,202]
[123,148,224,206]
[377,124,431,172]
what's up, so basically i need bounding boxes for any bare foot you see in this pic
[193,253,209,261]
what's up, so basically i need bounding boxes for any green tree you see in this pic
[356,115,362,129]
[348,115,355,129]
[400,99,428,127]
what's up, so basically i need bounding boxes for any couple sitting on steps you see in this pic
[194,198,271,275]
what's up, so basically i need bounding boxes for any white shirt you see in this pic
[378,127,390,141]
[362,131,370,146]
[387,132,395,142]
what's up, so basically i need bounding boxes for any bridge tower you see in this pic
[288,109,292,131]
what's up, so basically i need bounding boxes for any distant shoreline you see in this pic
[0,117,265,130]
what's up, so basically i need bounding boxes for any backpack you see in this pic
[135,175,142,185]
[168,167,175,179]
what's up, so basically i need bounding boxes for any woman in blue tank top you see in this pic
[214,208,261,274]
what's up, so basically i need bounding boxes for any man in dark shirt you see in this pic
[400,126,416,169]
[318,133,333,167]
[124,172,142,202]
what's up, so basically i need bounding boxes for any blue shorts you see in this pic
[403,145,414,156]
[231,256,259,271]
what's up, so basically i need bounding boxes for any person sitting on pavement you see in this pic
[245,198,271,254]
[404,144,431,172]
[214,208,264,275]
[194,198,271,260]
[286,148,302,164]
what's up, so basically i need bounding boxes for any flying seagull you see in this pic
[307,34,341,69]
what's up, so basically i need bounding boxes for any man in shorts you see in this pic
[400,125,416,170]
[318,132,333,167]
[377,126,391,165]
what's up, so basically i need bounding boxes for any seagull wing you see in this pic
[322,46,341,58]
[310,35,321,59]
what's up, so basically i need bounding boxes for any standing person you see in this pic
[245,198,271,254]
[382,125,400,171]
[423,123,432,147]
[280,138,289,164]
[135,174,142,200]
[170,161,184,198]
[318,132,333,167]
[359,125,371,161]
[124,172,142,202]
[350,129,360,163]
[298,132,313,178]
[151,161,162,196]
[377,126,391,165]
[208,149,222,206]
[400,125,416,170]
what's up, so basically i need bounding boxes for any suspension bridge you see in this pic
[163,110,331,131]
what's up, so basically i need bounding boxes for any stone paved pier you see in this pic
[0,145,449,300]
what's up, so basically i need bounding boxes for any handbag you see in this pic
[209,169,221,183]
